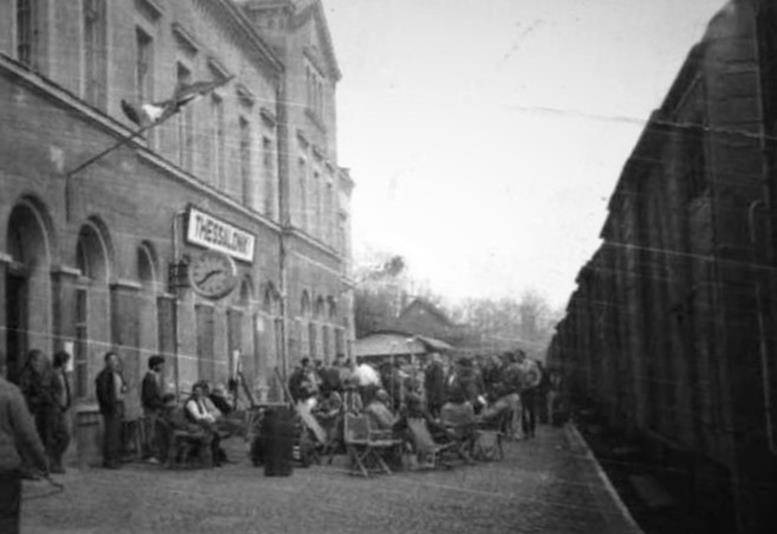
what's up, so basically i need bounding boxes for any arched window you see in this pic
[137,243,156,293]
[314,296,325,320]
[5,198,54,383]
[74,220,111,398]
[301,290,311,317]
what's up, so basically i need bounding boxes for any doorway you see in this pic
[5,271,27,383]
[5,199,53,383]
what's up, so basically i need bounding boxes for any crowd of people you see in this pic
[286,350,563,467]
[0,345,564,531]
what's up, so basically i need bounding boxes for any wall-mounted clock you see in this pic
[188,250,238,299]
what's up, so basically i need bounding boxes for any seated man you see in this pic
[185,383,224,466]
[440,392,477,464]
[365,389,397,432]
[313,387,343,443]
[157,394,212,467]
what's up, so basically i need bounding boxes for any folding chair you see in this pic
[343,413,401,477]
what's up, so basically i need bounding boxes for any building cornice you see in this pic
[283,227,342,262]
[51,265,82,277]
[194,0,284,76]
[137,151,282,234]
[0,54,283,239]
[292,1,342,81]
[0,53,137,145]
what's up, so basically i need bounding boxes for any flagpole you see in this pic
[64,111,177,221]
[64,76,232,221]
[66,119,162,178]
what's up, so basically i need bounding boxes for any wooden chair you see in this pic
[406,417,456,470]
[343,413,401,477]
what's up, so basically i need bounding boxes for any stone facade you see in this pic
[548,2,777,532]
[0,0,354,463]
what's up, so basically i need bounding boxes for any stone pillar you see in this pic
[110,280,141,420]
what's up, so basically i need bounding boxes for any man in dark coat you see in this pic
[95,351,126,469]
[141,355,165,463]
[424,353,446,418]
[19,350,58,471]
[0,374,50,534]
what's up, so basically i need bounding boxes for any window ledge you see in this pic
[305,107,327,134]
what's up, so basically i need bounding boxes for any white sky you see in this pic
[323,0,726,309]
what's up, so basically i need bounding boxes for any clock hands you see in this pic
[196,269,223,285]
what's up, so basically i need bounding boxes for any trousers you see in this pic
[102,402,124,466]
[0,471,21,534]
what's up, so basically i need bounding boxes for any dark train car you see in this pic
[550,2,777,532]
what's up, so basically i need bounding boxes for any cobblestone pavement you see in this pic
[22,424,641,534]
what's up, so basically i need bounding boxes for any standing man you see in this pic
[50,351,72,473]
[95,352,127,469]
[0,373,49,533]
[141,355,165,464]
[424,353,445,418]
[517,351,542,439]
[18,350,57,464]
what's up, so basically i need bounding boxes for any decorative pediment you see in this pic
[293,1,341,81]
[236,83,256,106]
[207,56,232,81]
[172,22,200,55]
[260,107,277,126]
[136,0,164,20]
[296,129,310,148]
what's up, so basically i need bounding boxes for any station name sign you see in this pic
[186,207,255,263]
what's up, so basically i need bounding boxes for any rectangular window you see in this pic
[83,0,107,109]
[335,328,345,358]
[298,159,308,231]
[74,288,88,398]
[313,172,322,238]
[211,95,225,188]
[263,137,275,218]
[239,117,251,206]
[308,322,317,359]
[135,28,153,104]
[325,183,334,245]
[176,63,193,170]
[16,0,38,68]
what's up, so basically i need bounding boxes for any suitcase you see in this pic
[262,407,296,477]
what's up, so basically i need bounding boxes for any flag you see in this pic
[121,76,234,126]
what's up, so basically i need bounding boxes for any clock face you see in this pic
[188,250,238,299]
